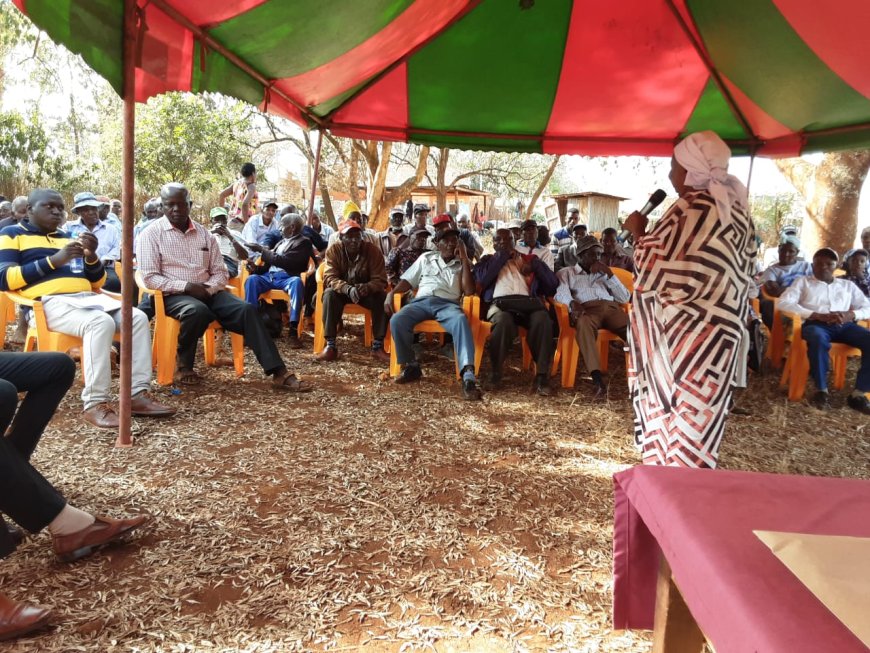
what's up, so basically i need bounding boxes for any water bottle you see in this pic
[69,258,84,273]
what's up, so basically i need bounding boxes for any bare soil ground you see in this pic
[2,318,868,652]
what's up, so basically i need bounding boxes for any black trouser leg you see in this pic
[103,266,121,292]
[304,276,317,317]
[526,309,555,376]
[488,310,517,377]
[208,290,285,375]
[0,352,76,461]
[358,292,388,340]
[163,294,216,370]
[322,288,349,339]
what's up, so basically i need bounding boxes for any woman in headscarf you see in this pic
[622,131,757,468]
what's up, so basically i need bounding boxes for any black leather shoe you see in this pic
[811,391,831,411]
[461,378,482,401]
[532,375,552,397]
[395,364,422,384]
[6,523,24,547]
[846,394,870,415]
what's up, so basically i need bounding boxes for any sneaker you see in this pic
[811,390,831,411]
[846,394,870,415]
[395,364,422,384]
[461,378,482,401]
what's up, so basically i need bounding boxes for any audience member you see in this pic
[97,196,120,229]
[219,162,258,223]
[0,201,13,226]
[386,227,429,287]
[474,228,558,394]
[600,227,634,272]
[456,214,483,262]
[507,219,523,243]
[554,223,588,271]
[134,197,162,243]
[209,207,248,278]
[244,213,316,349]
[0,189,174,428]
[778,248,870,414]
[136,183,310,391]
[385,226,482,400]
[844,249,870,297]
[550,208,581,248]
[403,204,434,237]
[319,220,389,362]
[377,209,409,258]
[516,219,555,270]
[64,192,122,292]
[555,235,630,398]
[241,200,280,245]
[759,235,812,328]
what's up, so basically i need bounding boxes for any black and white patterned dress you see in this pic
[628,190,757,468]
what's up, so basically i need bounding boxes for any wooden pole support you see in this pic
[653,558,706,653]
[307,130,324,223]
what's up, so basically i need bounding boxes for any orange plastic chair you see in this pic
[761,288,788,369]
[135,272,244,385]
[312,262,373,353]
[0,293,15,347]
[779,311,864,401]
[388,293,481,379]
[251,258,316,340]
[3,290,121,382]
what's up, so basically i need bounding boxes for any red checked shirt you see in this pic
[136,216,228,295]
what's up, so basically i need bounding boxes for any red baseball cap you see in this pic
[338,219,362,234]
[433,213,453,227]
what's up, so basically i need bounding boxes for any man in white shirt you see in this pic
[240,201,280,245]
[555,235,630,398]
[778,247,870,414]
[516,219,555,270]
[384,227,481,400]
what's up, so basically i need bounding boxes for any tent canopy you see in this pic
[12,0,870,156]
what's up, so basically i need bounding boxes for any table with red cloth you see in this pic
[612,465,870,652]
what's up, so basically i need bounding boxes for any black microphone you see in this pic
[619,189,667,242]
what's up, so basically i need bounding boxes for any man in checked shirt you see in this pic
[136,183,312,391]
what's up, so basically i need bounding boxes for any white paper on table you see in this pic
[755,530,870,647]
[42,292,122,313]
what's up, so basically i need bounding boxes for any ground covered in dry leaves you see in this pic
[2,318,868,653]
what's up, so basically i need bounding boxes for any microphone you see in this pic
[619,189,667,242]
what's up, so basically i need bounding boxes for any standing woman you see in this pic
[622,131,757,468]
[219,162,259,223]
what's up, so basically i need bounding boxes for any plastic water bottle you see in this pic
[69,258,84,273]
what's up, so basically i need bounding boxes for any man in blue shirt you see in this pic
[63,192,122,292]
[241,201,280,245]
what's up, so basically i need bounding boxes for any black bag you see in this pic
[492,295,546,317]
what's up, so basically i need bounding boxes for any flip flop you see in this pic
[174,369,203,386]
[272,373,312,393]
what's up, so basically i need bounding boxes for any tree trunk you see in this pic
[370,145,431,231]
[366,141,393,222]
[318,172,337,227]
[435,148,450,214]
[523,156,561,220]
[775,151,870,254]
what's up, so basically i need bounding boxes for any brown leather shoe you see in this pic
[0,592,51,641]
[316,346,338,362]
[287,333,303,350]
[371,347,390,363]
[82,403,119,429]
[53,514,150,562]
[130,392,176,417]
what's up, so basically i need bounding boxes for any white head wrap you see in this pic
[673,131,748,220]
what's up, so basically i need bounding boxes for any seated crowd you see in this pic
[1,182,870,639]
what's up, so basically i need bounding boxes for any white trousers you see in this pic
[43,301,153,408]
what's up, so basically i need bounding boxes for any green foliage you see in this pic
[750,193,802,246]
[100,93,257,196]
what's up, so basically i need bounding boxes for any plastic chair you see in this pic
[312,262,373,353]
[253,259,316,340]
[135,272,244,385]
[779,311,863,401]
[389,293,481,379]
[3,290,121,383]
[762,288,788,369]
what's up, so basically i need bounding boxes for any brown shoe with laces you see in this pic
[52,514,150,562]
[82,403,119,429]
[130,392,176,417]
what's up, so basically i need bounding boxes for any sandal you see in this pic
[174,369,203,386]
[272,372,313,393]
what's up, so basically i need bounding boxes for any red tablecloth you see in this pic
[612,465,870,652]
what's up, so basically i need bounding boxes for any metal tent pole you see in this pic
[116,0,137,447]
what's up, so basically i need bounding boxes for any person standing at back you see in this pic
[219,162,259,223]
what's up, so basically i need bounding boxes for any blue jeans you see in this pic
[802,321,870,391]
[244,271,304,322]
[390,296,475,369]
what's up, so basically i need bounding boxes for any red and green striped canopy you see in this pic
[13,0,870,156]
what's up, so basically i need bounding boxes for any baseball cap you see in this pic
[72,192,102,211]
[410,227,431,238]
[574,235,602,256]
[571,223,587,233]
[433,213,453,227]
[413,203,430,214]
[262,200,279,209]
[338,219,362,234]
[95,195,111,206]
[507,219,524,230]
[520,219,538,230]
[209,207,228,219]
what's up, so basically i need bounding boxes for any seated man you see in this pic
[386,227,429,287]
[136,183,311,391]
[550,208,582,249]
[403,203,434,237]
[240,200,280,245]
[0,352,150,640]
[516,219,555,270]
[843,248,870,297]
[385,227,482,400]
[0,189,173,428]
[377,209,409,258]
[555,235,631,398]
[133,197,161,244]
[778,247,870,414]
[327,203,379,248]
[209,207,248,278]
[64,192,122,292]
[474,228,558,394]
[599,227,634,272]
[319,220,390,362]
[554,223,587,271]
[759,235,812,328]
[456,214,484,263]
[841,226,870,272]
[244,213,316,349]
